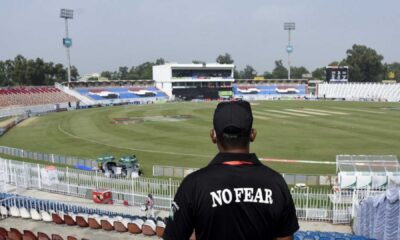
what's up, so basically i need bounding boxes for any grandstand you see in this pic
[0,87,77,108]
[233,83,307,100]
[75,87,167,101]
[317,82,400,102]
[153,63,234,100]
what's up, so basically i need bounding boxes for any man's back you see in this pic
[164,152,299,240]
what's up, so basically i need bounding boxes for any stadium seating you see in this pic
[0,87,77,107]
[355,187,399,240]
[75,87,168,101]
[233,84,307,98]
[317,83,400,102]
[0,192,166,238]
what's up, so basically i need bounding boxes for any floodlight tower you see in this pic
[60,9,74,86]
[284,22,295,80]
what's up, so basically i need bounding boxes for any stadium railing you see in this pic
[0,157,388,224]
[0,157,180,211]
[0,145,96,169]
[153,165,337,186]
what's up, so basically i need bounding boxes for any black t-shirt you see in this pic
[163,152,299,240]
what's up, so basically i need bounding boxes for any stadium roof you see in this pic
[336,155,400,173]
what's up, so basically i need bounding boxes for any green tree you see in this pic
[240,65,257,79]
[272,60,288,79]
[263,71,273,79]
[344,44,384,82]
[216,53,234,64]
[118,66,129,80]
[312,67,325,80]
[101,71,112,80]
[383,62,400,81]
[290,66,309,79]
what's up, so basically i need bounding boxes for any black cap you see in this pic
[213,100,253,136]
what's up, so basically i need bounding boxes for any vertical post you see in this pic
[95,170,99,189]
[64,18,71,86]
[66,167,70,194]
[169,178,172,210]
[131,177,135,206]
[51,154,55,163]
[288,29,291,80]
[37,164,41,189]
[305,187,309,220]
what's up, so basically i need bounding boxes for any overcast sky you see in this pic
[1,0,399,76]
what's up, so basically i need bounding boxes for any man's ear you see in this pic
[250,128,257,142]
[210,129,217,144]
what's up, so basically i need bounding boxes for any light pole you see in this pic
[284,22,295,80]
[60,9,74,86]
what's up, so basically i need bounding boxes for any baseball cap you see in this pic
[213,100,253,136]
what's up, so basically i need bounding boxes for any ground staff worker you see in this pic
[164,100,299,240]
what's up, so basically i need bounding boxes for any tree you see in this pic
[192,60,204,64]
[272,60,288,79]
[263,71,273,79]
[240,65,257,79]
[344,44,384,82]
[216,53,234,64]
[312,67,325,80]
[155,58,165,65]
[383,62,400,81]
[118,66,129,80]
[101,71,112,80]
[290,66,309,79]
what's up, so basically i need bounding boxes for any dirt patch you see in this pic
[17,117,38,127]
[112,115,193,125]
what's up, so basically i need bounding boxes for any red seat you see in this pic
[23,230,37,240]
[37,232,50,240]
[75,216,88,228]
[51,234,63,240]
[63,215,76,226]
[8,228,22,240]
[51,213,64,224]
[100,220,114,231]
[88,218,101,229]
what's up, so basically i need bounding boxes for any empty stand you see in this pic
[0,87,77,108]
[318,83,400,102]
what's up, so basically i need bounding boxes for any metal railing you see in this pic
[0,146,96,169]
[1,158,180,210]
[153,165,337,186]
[0,157,387,223]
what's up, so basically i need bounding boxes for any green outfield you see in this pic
[0,100,399,176]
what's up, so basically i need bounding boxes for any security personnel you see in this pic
[164,100,299,240]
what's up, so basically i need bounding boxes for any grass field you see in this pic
[0,100,399,176]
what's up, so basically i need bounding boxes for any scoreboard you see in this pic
[326,66,349,82]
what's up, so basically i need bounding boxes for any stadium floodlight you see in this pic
[60,9,74,86]
[60,9,74,19]
[284,22,295,80]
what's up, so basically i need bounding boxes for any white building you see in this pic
[153,63,235,99]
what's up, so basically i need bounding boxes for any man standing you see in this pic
[164,101,299,240]
[145,193,155,218]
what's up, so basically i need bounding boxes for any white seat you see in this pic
[20,207,31,219]
[30,208,42,220]
[10,206,20,217]
[132,218,144,230]
[121,218,131,228]
[157,220,166,228]
[0,206,8,218]
[143,219,156,232]
[40,210,53,222]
